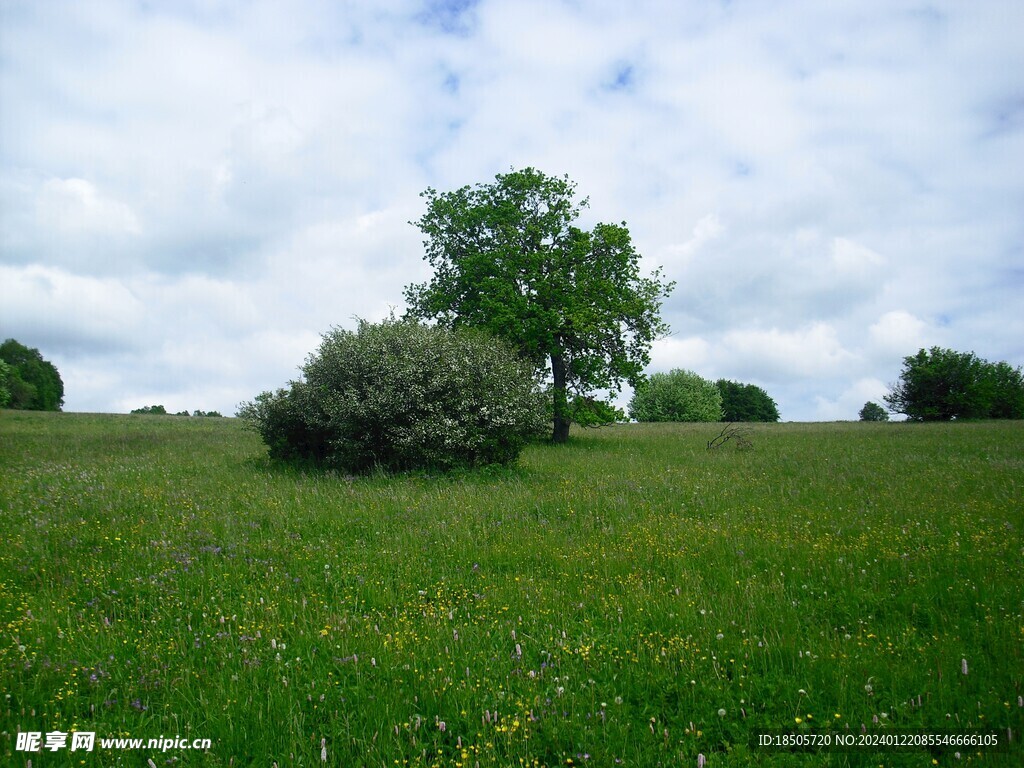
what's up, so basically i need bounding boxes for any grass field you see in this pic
[1,412,1021,766]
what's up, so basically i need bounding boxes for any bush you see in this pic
[628,369,722,422]
[884,347,1024,421]
[859,401,889,421]
[239,319,547,473]
[715,379,781,422]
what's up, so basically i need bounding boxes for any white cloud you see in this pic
[0,264,144,353]
[831,237,884,280]
[36,178,141,236]
[812,377,892,422]
[867,310,931,359]
[649,335,712,373]
[718,323,857,380]
[662,214,724,267]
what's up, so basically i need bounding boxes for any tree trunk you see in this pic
[550,352,571,443]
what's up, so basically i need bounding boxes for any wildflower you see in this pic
[718,708,726,717]
[697,755,706,768]
[320,737,327,762]
[961,658,968,675]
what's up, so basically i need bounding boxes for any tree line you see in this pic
[130,405,224,417]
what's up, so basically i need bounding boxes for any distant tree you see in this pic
[239,318,547,473]
[0,339,64,411]
[884,347,1024,421]
[404,167,674,443]
[859,401,889,422]
[192,409,223,417]
[131,405,168,415]
[715,379,780,422]
[629,369,722,422]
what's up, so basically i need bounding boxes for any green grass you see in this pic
[1,412,1021,766]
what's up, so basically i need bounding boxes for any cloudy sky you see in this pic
[2,0,1022,421]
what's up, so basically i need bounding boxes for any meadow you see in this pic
[1,412,1021,767]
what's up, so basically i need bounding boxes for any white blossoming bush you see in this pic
[239,319,547,473]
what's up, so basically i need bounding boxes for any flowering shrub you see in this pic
[239,319,546,473]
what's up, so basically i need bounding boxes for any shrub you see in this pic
[239,319,547,473]
[859,401,889,422]
[628,369,722,422]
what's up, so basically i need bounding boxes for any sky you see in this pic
[1,0,1022,421]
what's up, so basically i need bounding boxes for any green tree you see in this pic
[629,369,722,422]
[0,359,11,408]
[715,379,781,422]
[404,168,674,443]
[131,405,168,415]
[0,339,64,411]
[239,319,546,474]
[884,347,1024,421]
[858,401,889,422]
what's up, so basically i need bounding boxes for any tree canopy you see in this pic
[0,339,64,411]
[715,379,780,422]
[884,347,1024,421]
[404,168,674,442]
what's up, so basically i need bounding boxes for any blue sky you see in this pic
[1,0,1022,420]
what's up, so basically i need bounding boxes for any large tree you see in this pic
[0,339,64,411]
[715,379,781,422]
[884,347,1024,421]
[404,168,674,442]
